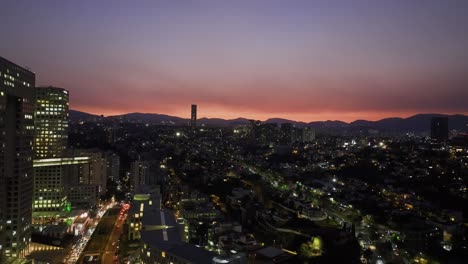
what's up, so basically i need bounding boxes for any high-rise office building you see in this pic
[191,104,197,128]
[34,86,69,159]
[32,158,83,218]
[80,151,107,193]
[32,155,104,212]
[0,57,35,263]
[61,150,108,209]
[32,86,70,219]
[431,117,449,141]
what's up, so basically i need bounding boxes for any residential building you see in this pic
[131,160,149,191]
[106,152,120,181]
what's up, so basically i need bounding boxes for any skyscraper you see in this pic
[191,104,197,128]
[34,86,69,159]
[32,86,69,219]
[0,57,35,263]
[431,117,449,141]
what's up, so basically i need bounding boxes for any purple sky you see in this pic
[1,0,467,121]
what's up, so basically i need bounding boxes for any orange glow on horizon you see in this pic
[72,104,465,123]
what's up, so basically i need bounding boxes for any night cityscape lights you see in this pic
[1,1,468,264]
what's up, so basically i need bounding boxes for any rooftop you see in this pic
[255,246,285,259]
[139,195,217,264]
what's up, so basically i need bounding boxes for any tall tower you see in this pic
[191,104,197,129]
[32,87,70,218]
[431,117,449,141]
[0,57,35,263]
[34,86,69,158]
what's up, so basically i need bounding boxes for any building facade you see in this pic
[431,117,449,141]
[303,127,316,142]
[32,163,68,215]
[106,152,120,181]
[62,151,107,209]
[33,151,108,216]
[0,57,35,263]
[191,104,197,128]
[78,151,107,194]
[131,161,149,191]
[32,87,70,219]
[34,86,69,159]
[32,157,91,219]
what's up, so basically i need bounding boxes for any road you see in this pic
[64,203,115,264]
[101,211,125,264]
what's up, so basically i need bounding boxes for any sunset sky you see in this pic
[1,0,467,122]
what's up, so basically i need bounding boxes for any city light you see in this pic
[1,2,467,263]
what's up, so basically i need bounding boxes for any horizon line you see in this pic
[70,108,466,124]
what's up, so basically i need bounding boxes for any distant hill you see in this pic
[349,114,468,132]
[69,109,468,133]
[107,112,187,125]
[69,110,100,121]
[227,118,251,126]
[308,120,349,129]
[198,117,250,126]
[265,118,307,126]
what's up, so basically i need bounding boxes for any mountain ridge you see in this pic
[69,110,468,132]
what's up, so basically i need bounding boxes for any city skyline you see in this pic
[71,106,468,124]
[1,0,467,122]
[2,1,468,263]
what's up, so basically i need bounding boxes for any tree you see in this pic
[299,236,323,258]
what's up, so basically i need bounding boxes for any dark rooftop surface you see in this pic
[255,246,285,258]
[139,195,217,263]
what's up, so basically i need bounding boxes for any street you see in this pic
[63,203,115,264]
[101,213,125,264]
